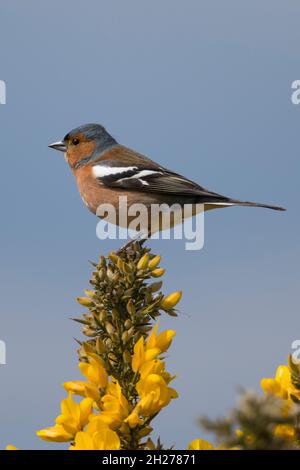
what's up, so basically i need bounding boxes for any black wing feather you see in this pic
[93,157,227,199]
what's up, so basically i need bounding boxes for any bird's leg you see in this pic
[116,238,136,254]
[116,230,149,254]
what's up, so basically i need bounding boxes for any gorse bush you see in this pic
[37,242,181,450]
[195,357,300,450]
[6,242,300,450]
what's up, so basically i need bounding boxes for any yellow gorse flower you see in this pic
[91,379,129,430]
[188,439,215,450]
[77,297,94,307]
[148,255,161,270]
[131,336,160,373]
[70,420,120,450]
[261,365,298,401]
[37,393,93,442]
[274,424,295,440]
[128,324,177,422]
[160,291,182,310]
[132,323,176,372]
[137,253,150,270]
[135,373,178,417]
[64,351,108,402]
[139,358,174,384]
[147,323,176,353]
[151,268,165,278]
[187,439,239,451]
[79,352,108,389]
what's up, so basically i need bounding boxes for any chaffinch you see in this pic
[49,123,285,233]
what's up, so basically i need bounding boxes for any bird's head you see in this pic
[49,123,117,169]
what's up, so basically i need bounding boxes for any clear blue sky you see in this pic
[0,0,299,449]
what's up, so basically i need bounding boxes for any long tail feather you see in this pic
[231,200,286,211]
[203,199,286,211]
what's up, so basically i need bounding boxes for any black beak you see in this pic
[48,141,67,152]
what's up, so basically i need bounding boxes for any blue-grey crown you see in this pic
[65,123,117,146]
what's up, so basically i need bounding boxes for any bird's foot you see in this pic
[116,238,136,254]
[116,232,149,255]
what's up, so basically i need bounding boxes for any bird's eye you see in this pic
[72,138,80,145]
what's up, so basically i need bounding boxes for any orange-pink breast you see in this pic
[73,164,167,221]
